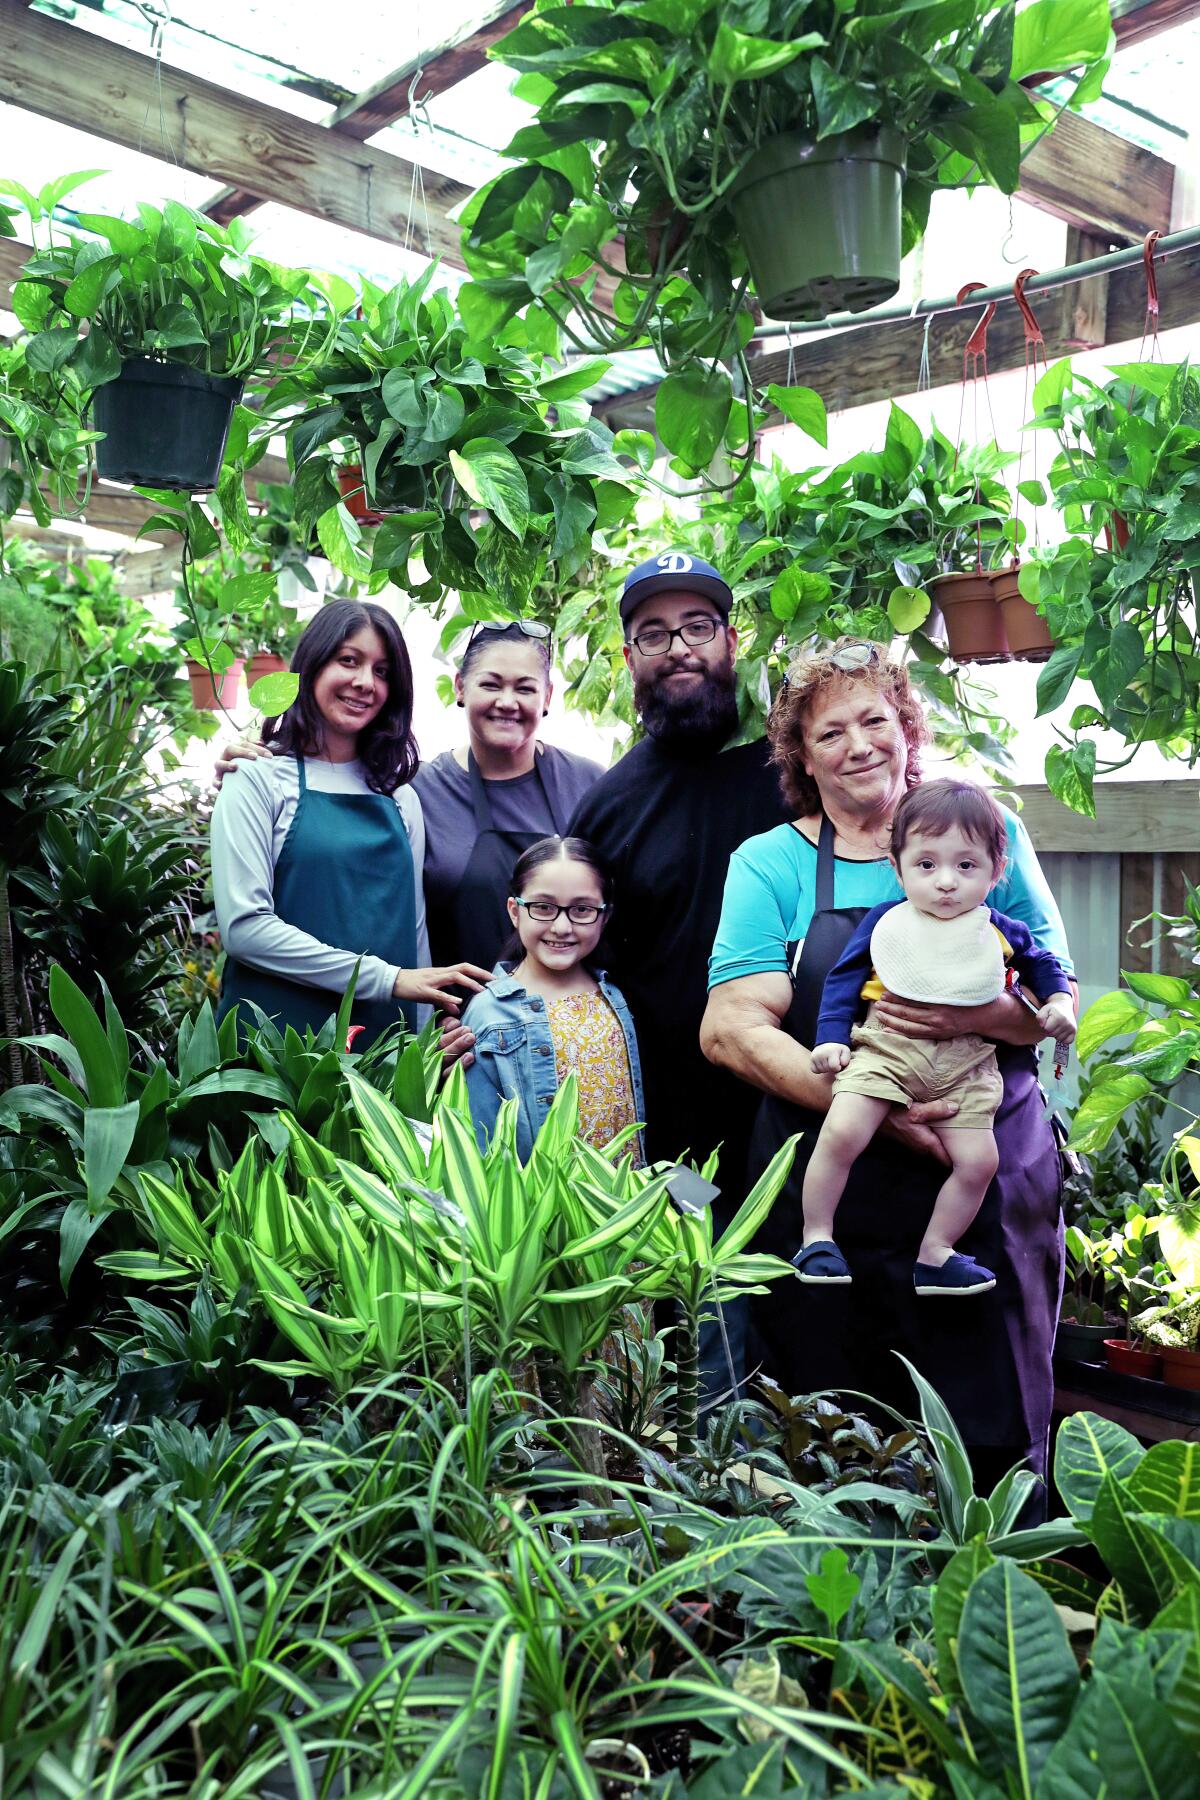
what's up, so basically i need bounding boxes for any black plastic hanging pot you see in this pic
[731,126,907,322]
[92,357,244,491]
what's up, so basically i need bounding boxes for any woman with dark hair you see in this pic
[412,621,602,971]
[460,835,644,1163]
[211,600,491,1046]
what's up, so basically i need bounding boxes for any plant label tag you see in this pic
[664,1166,721,1216]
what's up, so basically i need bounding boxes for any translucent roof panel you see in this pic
[374,62,536,193]
[1078,23,1198,160]
[247,204,466,294]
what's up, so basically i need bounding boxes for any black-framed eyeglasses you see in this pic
[512,898,609,925]
[466,619,552,650]
[630,618,721,657]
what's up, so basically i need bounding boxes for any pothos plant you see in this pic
[1,170,352,510]
[1026,359,1200,817]
[460,0,1111,473]
[263,266,641,610]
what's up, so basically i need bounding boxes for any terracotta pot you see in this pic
[990,566,1055,662]
[1055,1320,1110,1364]
[1103,1338,1163,1379]
[1161,1345,1200,1391]
[186,657,243,711]
[245,652,287,685]
[337,463,386,527]
[928,572,1009,663]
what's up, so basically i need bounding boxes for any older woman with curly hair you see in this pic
[701,641,1075,1496]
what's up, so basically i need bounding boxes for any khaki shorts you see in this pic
[832,1023,1004,1129]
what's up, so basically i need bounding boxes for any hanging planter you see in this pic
[245,651,288,685]
[730,128,907,322]
[93,359,243,491]
[928,572,1009,663]
[186,657,243,712]
[1103,1338,1163,1379]
[337,464,387,527]
[990,566,1055,661]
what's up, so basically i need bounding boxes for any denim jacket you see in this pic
[462,962,646,1162]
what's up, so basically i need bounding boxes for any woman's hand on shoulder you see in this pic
[392,961,493,1012]
[214,736,272,789]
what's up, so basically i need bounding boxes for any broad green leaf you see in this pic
[1089,1473,1175,1616]
[1011,0,1113,83]
[1158,1210,1200,1287]
[887,585,930,632]
[249,671,299,716]
[1076,988,1146,1062]
[83,1098,140,1204]
[933,1540,995,1702]
[450,438,531,540]
[1123,971,1192,1008]
[1129,1442,1200,1522]
[764,382,827,447]
[655,366,732,469]
[957,1561,1078,1793]
[1066,1071,1152,1154]
[62,252,122,318]
[1038,1669,1195,1798]
[1045,740,1096,819]
[1035,644,1082,717]
[707,22,822,84]
[1031,356,1072,413]
[49,965,123,1107]
[804,1547,859,1635]
[1054,1412,1143,1522]
[769,563,831,626]
[316,503,373,580]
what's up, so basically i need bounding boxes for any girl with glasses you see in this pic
[462,836,645,1164]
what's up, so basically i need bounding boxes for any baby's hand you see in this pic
[1036,993,1077,1047]
[812,1042,851,1074]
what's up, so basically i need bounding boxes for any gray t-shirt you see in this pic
[412,744,602,964]
[211,755,430,1005]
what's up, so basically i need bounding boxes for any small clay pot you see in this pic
[928,572,1009,663]
[337,463,386,527]
[245,652,288,685]
[990,566,1054,662]
[1161,1345,1200,1391]
[1103,1338,1163,1379]
[186,657,243,711]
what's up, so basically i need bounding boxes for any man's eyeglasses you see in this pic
[512,899,609,925]
[630,618,721,657]
[466,620,552,650]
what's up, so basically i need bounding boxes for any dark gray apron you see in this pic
[444,749,567,970]
[745,814,1063,1474]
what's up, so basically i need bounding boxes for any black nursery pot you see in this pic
[93,357,244,491]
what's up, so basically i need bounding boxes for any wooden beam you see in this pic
[595,239,1200,429]
[0,0,470,267]
[0,236,30,307]
[1019,110,1175,244]
[205,2,530,226]
[1059,227,1112,349]
[1111,0,1200,50]
[114,543,185,596]
[1013,782,1200,855]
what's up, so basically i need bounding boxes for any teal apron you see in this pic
[218,756,419,1047]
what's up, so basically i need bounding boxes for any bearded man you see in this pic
[564,553,789,1180]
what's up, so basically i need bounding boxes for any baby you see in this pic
[794,779,1075,1296]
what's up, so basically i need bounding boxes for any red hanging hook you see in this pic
[1142,228,1163,355]
[1013,268,1046,364]
[957,279,996,383]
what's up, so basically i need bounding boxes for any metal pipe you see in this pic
[751,222,1200,339]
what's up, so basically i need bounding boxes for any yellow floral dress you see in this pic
[547,990,643,1165]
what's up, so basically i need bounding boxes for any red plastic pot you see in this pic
[245,652,288,685]
[928,572,1009,663]
[1161,1345,1200,1391]
[187,657,243,711]
[990,566,1055,663]
[1103,1338,1163,1379]
[337,463,386,527]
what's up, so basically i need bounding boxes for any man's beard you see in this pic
[635,660,740,752]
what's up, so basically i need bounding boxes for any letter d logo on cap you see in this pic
[657,551,694,574]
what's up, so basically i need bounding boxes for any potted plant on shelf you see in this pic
[244,590,300,687]
[174,556,276,712]
[464,0,1111,374]
[7,171,351,492]
[1131,1287,1200,1390]
[1099,1216,1167,1379]
[267,271,634,607]
[1056,1224,1114,1364]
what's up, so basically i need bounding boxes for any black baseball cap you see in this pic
[619,551,734,626]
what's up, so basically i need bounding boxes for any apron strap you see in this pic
[467,745,568,839]
[815,811,836,912]
[296,754,307,794]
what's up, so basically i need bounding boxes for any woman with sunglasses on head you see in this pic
[210,601,492,1047]
[461,835,644,1163]
[411,620,602,973]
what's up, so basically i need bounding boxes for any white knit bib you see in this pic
[870,902,1005,1007]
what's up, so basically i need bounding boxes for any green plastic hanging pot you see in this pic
[93,357,243,492]
[731,127,907,322]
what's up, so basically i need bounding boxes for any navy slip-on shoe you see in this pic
[792,1240,853,1284]
[913,1253,996,1296]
